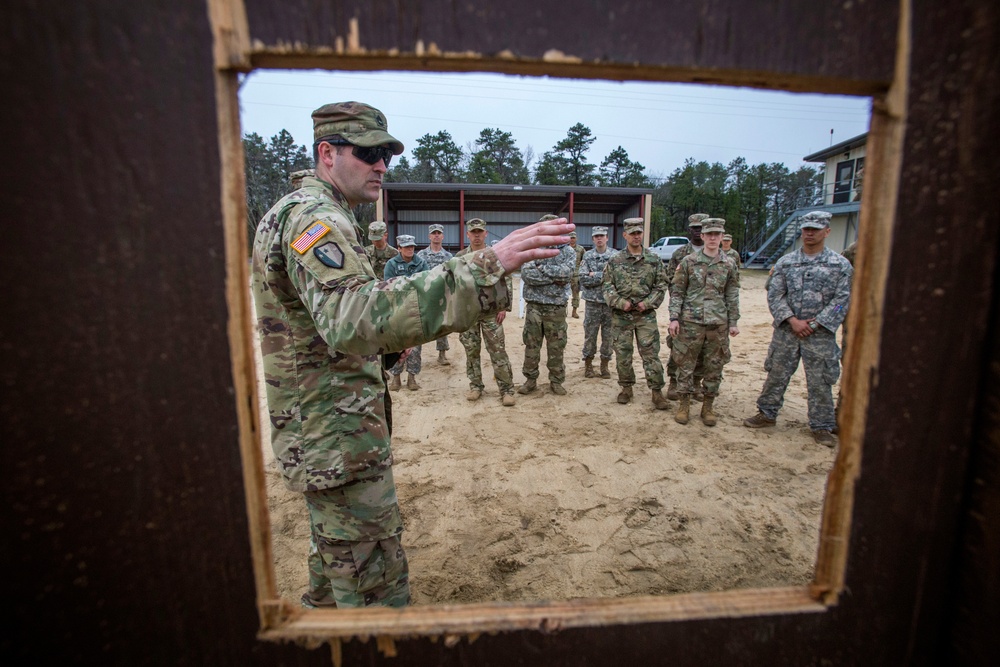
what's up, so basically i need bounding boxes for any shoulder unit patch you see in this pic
[314,242,345,268]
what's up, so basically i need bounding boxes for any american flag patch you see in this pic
[291,222,330,254]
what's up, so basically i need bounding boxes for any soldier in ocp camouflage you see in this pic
[603,218,669,407]
[417,223,455,362]
[457,218,516,404]
[721,233,742,285]
[578,226,618,378]
[669,218,741,425]
[519,215,576,395]
[364,220,398,278]
[254,101,519,610]
[744,211,853,445]
[666,213,709,398]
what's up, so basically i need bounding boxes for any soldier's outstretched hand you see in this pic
[492,218,574,272]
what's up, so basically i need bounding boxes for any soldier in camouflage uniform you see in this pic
[721,233,742,279]
[417,223,454,365]
[518,214,576,396]
[669,218,741,426]
[290,168,315,190]
[364,220,398,278]
[569,232,586,318]
[602,218,670,409]
[252,101,574,609]
[578,226,618,379]
[457,218,516,405]
[743,211,853,447]
[666,214,709,400]
[384,235,431,391]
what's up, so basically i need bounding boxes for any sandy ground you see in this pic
[258,268,838,605]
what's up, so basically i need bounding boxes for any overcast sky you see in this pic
[238,70,871,181]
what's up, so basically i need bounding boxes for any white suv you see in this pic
[649,236,688,263]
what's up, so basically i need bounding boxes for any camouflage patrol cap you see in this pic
[428,223,444,233]
[568,231,578,238]
[722,234,733,241]
[538,214,560,222]
[368,221,387,240]
[701,217,726,233]
[592,226,608,236]
[623,217,644,234]
[466,218,487,231]
[688,213,709,228]
[396,234,416,247]
[312,102,404,155]
[800,210,833,229]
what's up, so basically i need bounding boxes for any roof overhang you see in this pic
[803,132,869,163]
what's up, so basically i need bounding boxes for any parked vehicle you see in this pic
[649,236,688,263]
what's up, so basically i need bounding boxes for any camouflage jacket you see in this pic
[572,244,585,282]
[602,248,668,312]
[666,242,700,285]
[520,244,575,305]
[457,246,512,313]
[252,176,510,493]
[417,247,453,270]
[365,243,399,279]
[724,248,742,270]
[578,247,618,302]
[669,249,741,326]
[384,254,429,279]
[768,247,853,332]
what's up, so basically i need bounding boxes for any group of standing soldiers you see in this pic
[362,208,853,445]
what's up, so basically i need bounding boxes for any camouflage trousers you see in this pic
[522,301,568,384]
[672,321,731,395]
[582,300,613,360]
[612,309,664,390]
[756,324,840,431]
[389,344,421,376]
[302,470,410,608]
[435,335,449,352]
[571,278,580,309]
[666,333,703,383]
[459,311,514,394]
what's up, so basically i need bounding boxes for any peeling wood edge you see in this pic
[243,51,886,97]
[208,0,252,71]
[812,0,910,604]
[211,1,278,625]
[258,587,825,641]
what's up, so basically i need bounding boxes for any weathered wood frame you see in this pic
[211,0,905,647]
[6,0,996,663]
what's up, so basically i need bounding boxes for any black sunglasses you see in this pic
[317,138,393,167]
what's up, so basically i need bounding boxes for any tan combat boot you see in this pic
[406,373,420,391]
[617,385,633,404]
[501,393,516,407]
[584,357,595,378]
[666,377,679,400]
[389,374,402,391]
[438,349,450,366]
[675,395,690,425]
[652,389,669,410]
[700,395,717,426]
[572,307,579,318]
[550,383,567,396]
[600,358,611,379]
[466,389,482,401]
[517,379,537,394]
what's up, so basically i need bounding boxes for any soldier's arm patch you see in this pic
[290,221,330,254]
[314,242,345,268]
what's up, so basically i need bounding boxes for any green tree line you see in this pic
[243,124,823,253]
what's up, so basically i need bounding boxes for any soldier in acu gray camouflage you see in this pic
[579,226,618,378]
[743,211,853,446]
[518,215,576,395]
[418,223,455,363]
